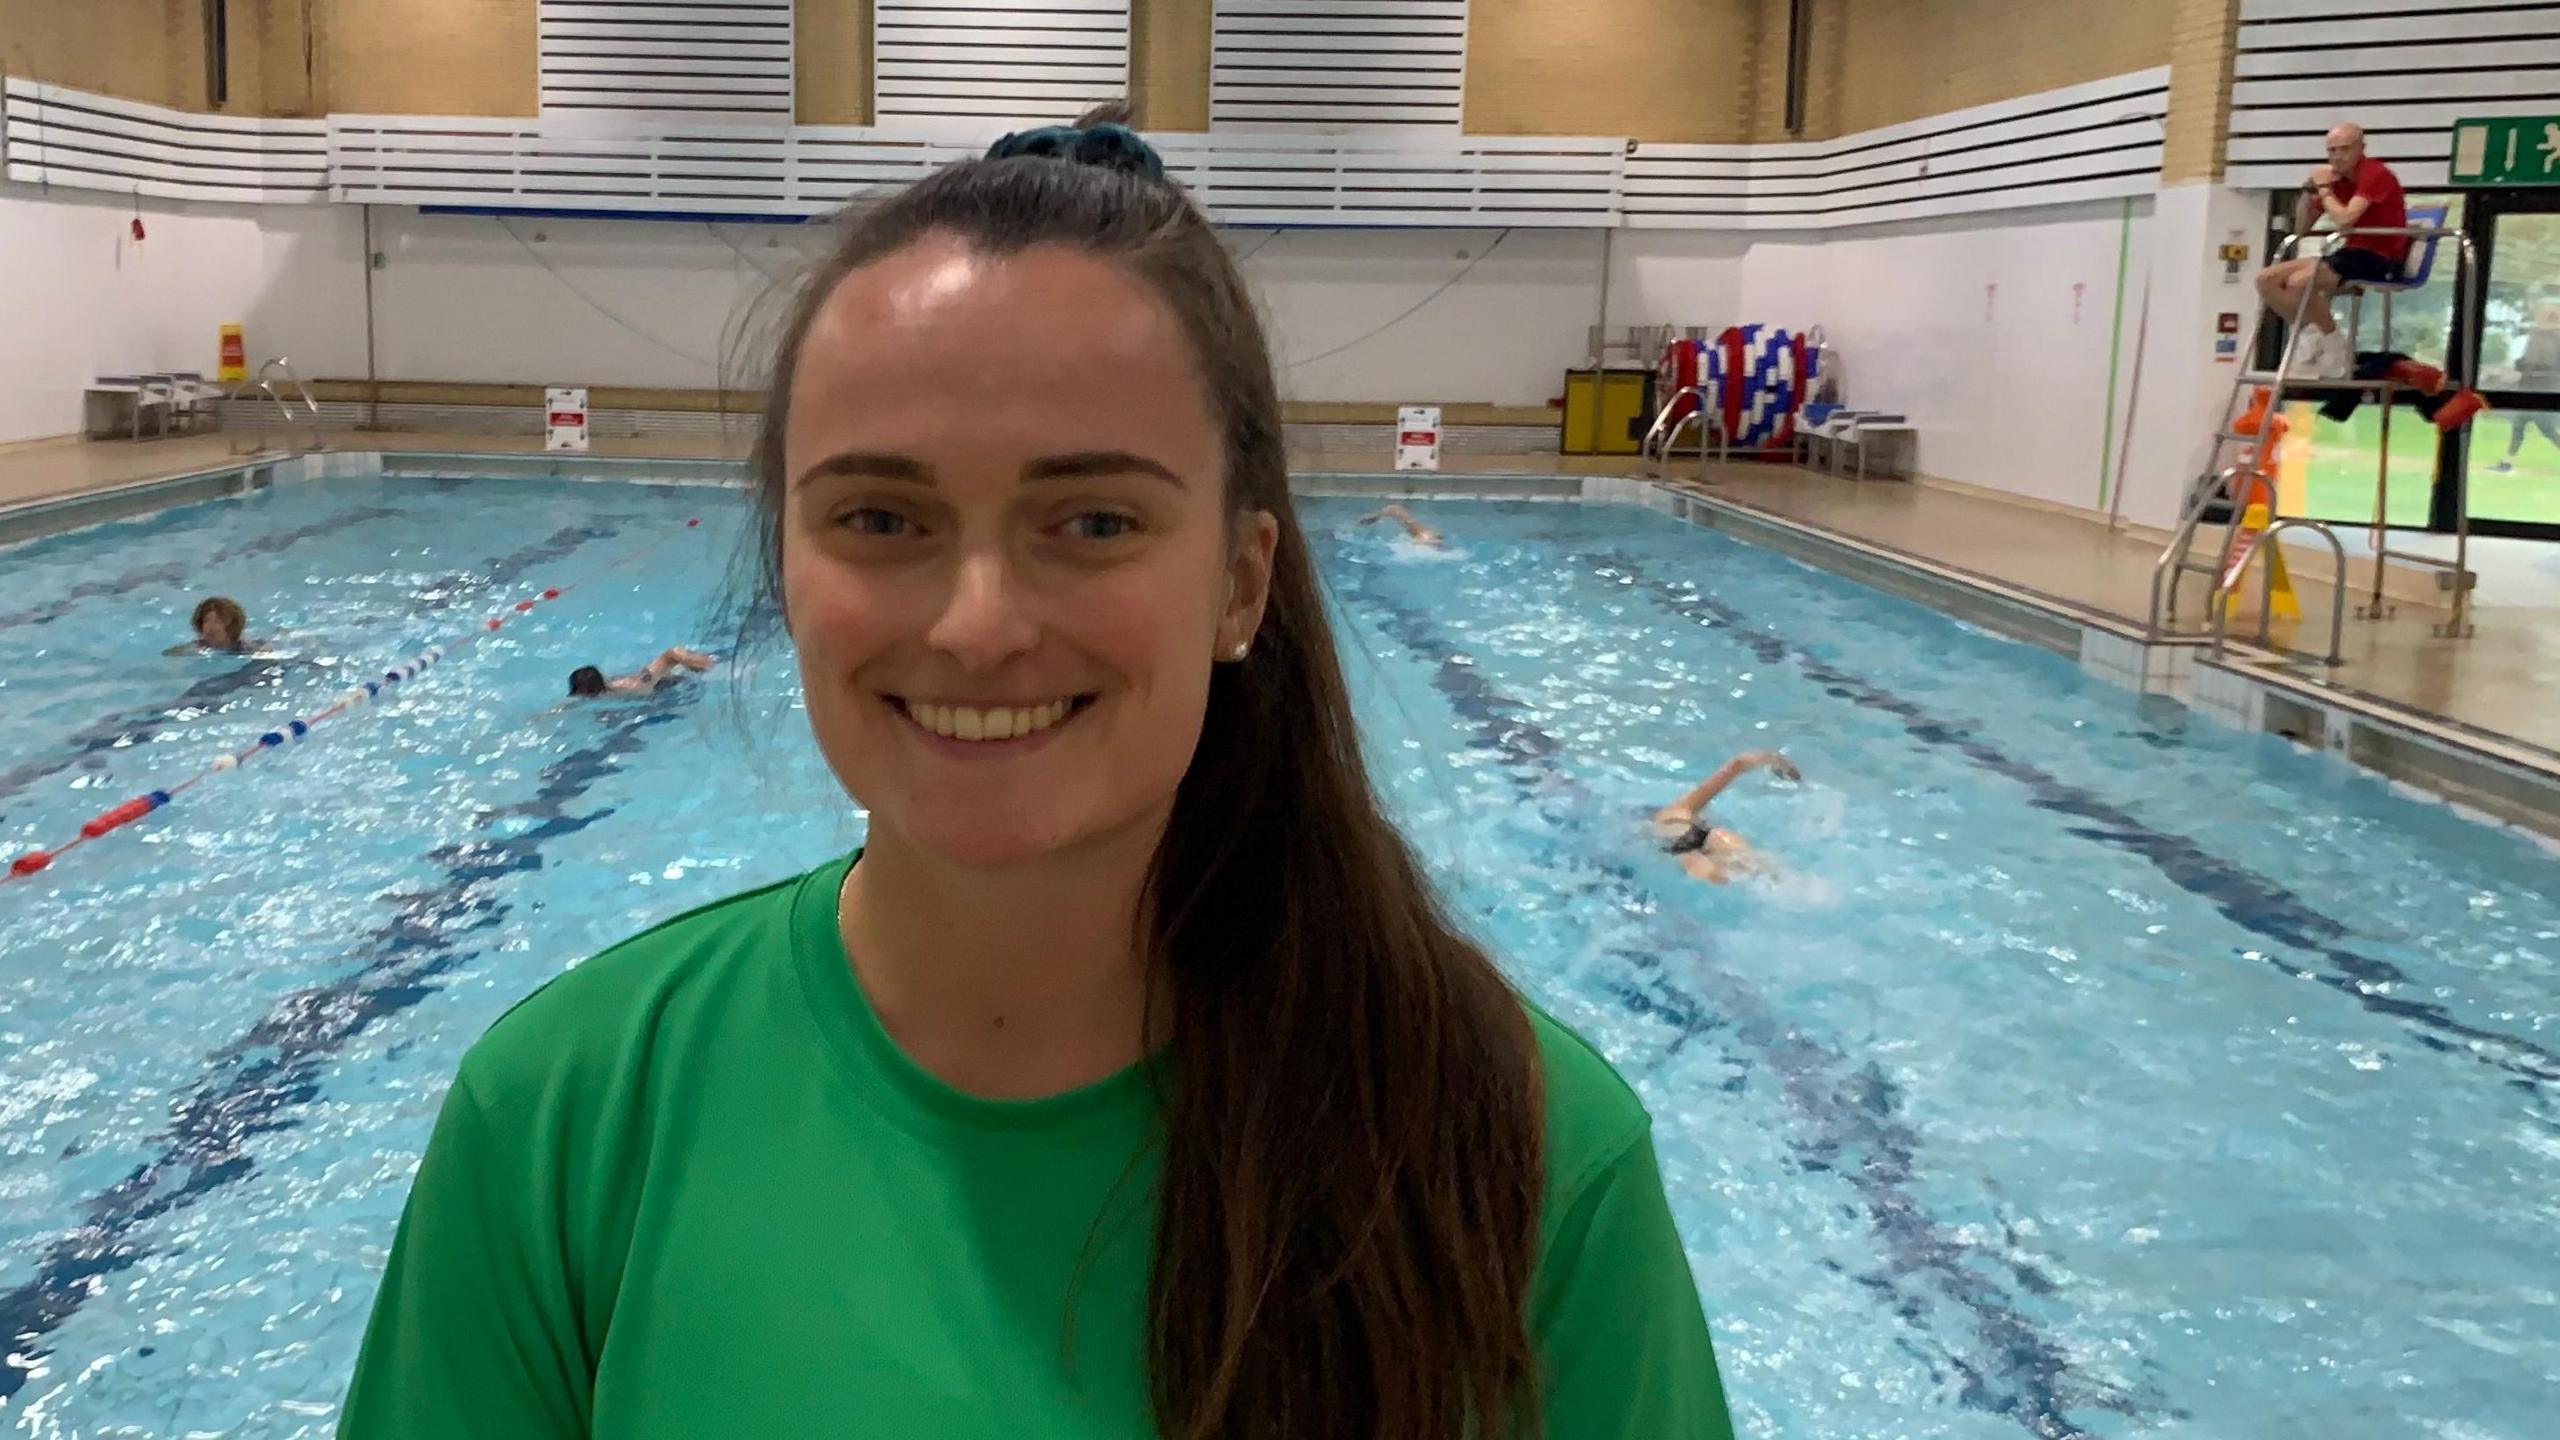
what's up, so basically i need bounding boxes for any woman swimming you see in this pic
[164,596,269,656]
[1653,749,1802,885]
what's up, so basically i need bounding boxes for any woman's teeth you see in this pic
[907,698,1075,742]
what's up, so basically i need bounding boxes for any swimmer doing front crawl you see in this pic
[1651,749,1801,885]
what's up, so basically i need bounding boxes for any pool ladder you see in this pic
[227,358,325,457]
[1639,386,1726,480]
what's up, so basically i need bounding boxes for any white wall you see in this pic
[365,211,785,392]
[351,218,1626,408]
[6,186,2219,531]
[1732,198,2156,512]
[0,184,361,446]
[2117,182,2271,531]
[1243,228,1609,407]
[1605,230,1751,338]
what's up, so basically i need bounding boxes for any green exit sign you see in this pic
[2451,117,2560,186]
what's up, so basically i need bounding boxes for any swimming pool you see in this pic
[1,474,2553,1437]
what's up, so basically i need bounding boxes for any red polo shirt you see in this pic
[2334,156,2409,264]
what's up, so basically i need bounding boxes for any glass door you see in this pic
[2463,195,2560,537]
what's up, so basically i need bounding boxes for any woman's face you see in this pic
[197,611,238,649]
[781,234,1276,872]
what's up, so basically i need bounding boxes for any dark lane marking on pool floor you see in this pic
[1325,547,2155,1440]
[0,659,312,814]
[0,505,408,634]
[0,523,628,823]
[0,695,687,1399]
[1589,551,2560,1091]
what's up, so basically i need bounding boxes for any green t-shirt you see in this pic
[341,853,1733,1438]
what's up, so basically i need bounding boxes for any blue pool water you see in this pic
[1,475,2555,1438]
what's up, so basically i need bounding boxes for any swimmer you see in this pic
[1358,504,1445,549]
[1651,750,1801,885]
[164,596,270,656]
[567,646,715,697]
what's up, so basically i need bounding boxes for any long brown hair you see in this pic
[736,106,1545,1440]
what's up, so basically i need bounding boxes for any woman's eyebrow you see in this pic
[1023,452,1186,488]
[791,452,932,490]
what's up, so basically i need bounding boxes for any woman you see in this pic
[164,595,262,656]
[1653,751,1801,885]
[343,107,1732,1440]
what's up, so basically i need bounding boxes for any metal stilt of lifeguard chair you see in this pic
[2148,210,2478,664]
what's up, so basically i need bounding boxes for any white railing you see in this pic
[1624,68,2169,231]
[1,79,328,204]
[9,69,2169,232]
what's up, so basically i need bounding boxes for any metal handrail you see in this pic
[1641,386,1708,460]
[255,357,321,416]
[2148,463,2248,639]
[2210,517,2347,668]
[228,357,325,456]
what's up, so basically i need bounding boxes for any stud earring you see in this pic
[1228,642,1250,661]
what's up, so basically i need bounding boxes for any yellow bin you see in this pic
[1562,369,1654,455]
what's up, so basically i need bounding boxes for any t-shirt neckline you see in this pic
[787,850,1159,1143]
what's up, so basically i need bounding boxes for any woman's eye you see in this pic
[1064,511,1140,541]
[839,508,914,537]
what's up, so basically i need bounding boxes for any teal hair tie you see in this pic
[985,122,1166,183]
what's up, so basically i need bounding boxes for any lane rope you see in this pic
[4,517,707,885]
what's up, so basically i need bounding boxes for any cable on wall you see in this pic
[495,217,722,371]
[1280,228,1511,372]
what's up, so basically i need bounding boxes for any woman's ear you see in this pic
[1219,510,1281,658]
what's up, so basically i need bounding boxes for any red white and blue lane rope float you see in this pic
[4,517,702,884]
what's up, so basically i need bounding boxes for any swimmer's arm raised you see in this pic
[1655,751,1797,823]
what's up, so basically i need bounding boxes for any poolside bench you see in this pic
[1798,406,1915,480]
[83,373,222,440]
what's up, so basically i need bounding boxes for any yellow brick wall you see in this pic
[1464,0,1755,143]
[1712,0,1870,146]
[1816,0,2174,137]
[797,0,870,124]
[320,0,537,117]
[1,0,204,109]
[2162,0,2239,183]
[1131,0,1208,131]
[218,1,265,114]
[256,0,323,117]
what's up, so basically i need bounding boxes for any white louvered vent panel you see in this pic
[1159,132,1618,226]
[539,1,795,124]
[1624,68,2168,231]
[1213,0,1468,131]
[2,78,329,203]
[8,66,2164,234]
[2224,0,2560,189]
[875,0,1131,124]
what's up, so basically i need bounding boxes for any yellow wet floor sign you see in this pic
[2225,498,2302,622]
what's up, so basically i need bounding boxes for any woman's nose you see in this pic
[926,548,1039,671]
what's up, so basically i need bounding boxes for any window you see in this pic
[1784,0,1812,136]
[205,0,229,109]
